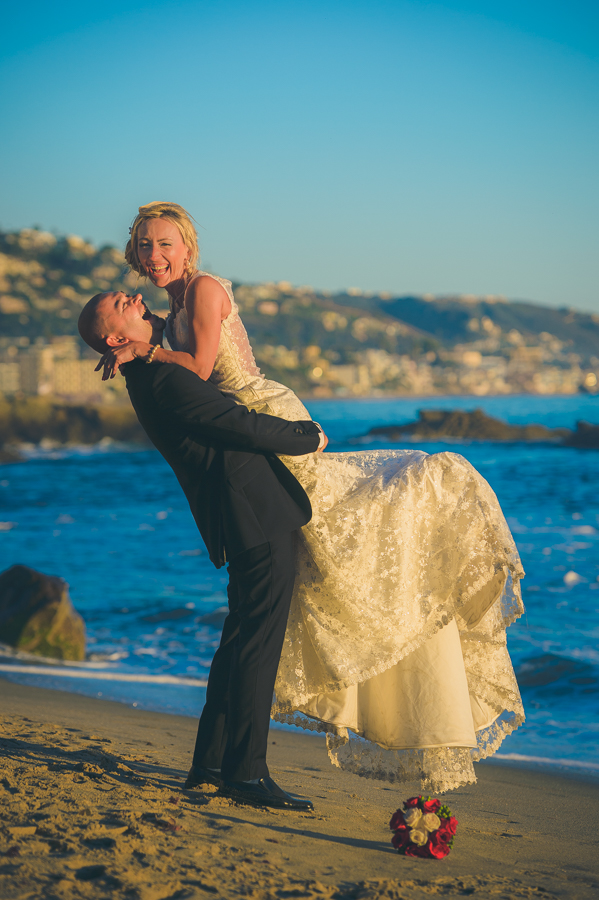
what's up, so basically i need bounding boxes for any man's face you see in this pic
[97,292,161,345]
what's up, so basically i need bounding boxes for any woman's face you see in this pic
[136,218,190,288]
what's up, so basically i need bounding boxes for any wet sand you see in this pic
[1,678,598,899]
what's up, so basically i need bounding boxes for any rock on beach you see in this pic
[0,564,86,660]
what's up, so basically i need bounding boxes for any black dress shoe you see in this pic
[219,775,313,811]
[184,764,222,789]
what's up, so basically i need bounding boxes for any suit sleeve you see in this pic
[152,364,321,455]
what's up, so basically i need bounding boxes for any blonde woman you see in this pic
[97,201,525,794]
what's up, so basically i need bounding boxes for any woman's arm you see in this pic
[184,274,231,379]
[96,276,231,380]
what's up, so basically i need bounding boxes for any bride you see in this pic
[98,201,525,793]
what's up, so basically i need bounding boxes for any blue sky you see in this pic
[1,1,597,310]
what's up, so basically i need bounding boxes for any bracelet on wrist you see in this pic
[146,345,159,365]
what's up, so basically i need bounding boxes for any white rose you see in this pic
[422,813,441,832]
[404,808,422,827]
[409,828,428,846]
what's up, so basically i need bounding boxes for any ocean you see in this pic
[1,394,599,776]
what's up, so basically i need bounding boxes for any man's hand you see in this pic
[317,429,328,451]
[95,341,150,380]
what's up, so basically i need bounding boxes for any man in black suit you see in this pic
[78,292,326,811]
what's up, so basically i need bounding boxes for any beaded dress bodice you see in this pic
[165,271,311,422]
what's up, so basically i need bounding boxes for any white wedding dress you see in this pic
[165,272,525,793]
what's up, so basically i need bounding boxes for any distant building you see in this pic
[52,359,109,399]
[0,337,126,401]
[0,361,20,394]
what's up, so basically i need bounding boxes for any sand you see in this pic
[1,678,598,900]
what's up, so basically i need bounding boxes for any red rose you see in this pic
[404,796,421,809]
[421,798,441,814]
[389,809,406,831]
[391,828,410,852]
[439,816,457,837]
[433,827,451,846]
[429,832,451,859]
[405,842,431,858]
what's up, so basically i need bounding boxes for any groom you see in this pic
[78,291,325,811]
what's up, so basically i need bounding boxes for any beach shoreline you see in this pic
[2,663,598,787]
[1,678,598,899]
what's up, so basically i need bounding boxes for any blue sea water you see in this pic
[1,394,599,775]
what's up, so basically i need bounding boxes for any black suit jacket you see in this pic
[123,360,321,567]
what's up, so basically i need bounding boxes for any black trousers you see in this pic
[192,532,296,781]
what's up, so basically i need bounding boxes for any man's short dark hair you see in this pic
[78,294,110,354]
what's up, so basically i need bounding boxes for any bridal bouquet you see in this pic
[389,796,457,859]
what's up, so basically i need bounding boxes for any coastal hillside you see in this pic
[0,228,167,338]
[334,291,599,360]
[0,227,597,397]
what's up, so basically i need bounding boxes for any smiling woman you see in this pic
[90,202,232,381]
[125,201,199,281]
[137,220,190,288]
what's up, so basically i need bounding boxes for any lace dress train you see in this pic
[165,273,525,793]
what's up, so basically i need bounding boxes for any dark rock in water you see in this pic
[0,564,86,660]
[563,421,599,449]
[195,607,229,627]
[141,607,195,624]
[515,653,597,691]
[141,604,230,627]
[366,408,570,443]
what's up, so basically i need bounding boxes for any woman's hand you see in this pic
[95,341,150,380]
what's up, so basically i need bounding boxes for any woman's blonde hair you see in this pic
[125,201,200,276]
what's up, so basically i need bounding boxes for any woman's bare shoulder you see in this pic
[185,272,232,318]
